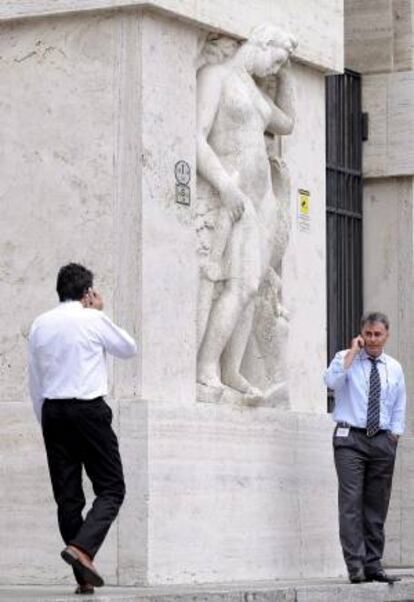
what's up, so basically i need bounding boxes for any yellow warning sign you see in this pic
[297,189,310,232]
[298,189,310,215]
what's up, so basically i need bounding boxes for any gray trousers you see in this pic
[333,427,398,574]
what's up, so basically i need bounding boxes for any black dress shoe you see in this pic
[365,570,401,584]
[349,568,365,583]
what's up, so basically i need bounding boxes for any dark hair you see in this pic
[360,311,390,331]
[56,263,93,302]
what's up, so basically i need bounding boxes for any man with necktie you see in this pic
[325,312,406,584]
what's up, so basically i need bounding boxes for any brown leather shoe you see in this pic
[61,545,104,588]
[75,583,95,595]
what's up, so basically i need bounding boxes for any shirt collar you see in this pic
[360,349,386,363]
[58,300,84,310]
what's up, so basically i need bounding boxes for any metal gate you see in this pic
[326,70,363,408]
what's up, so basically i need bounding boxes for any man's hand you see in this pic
[351,334,364,352]
[82,288,104,310]
[343,335,364,369]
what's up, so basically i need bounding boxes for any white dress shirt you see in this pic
[28,301,137,422]
[324,349,406,435]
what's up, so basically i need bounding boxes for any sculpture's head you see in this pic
[246,25,297,78]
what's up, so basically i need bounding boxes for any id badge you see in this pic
[336,427,350,438]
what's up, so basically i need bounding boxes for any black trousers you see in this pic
[333,427,397,574]
[42,397,125,581]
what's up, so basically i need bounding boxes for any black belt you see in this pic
[44,396,103,403]
[337,422,388,436]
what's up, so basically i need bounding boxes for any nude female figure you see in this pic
[196,25,297,396]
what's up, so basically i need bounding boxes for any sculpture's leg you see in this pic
[197,281,247,388]
[197,278,216,348]
[197,216,260,389]
[205,208,232,281]
[221,300,262,396]
[197,209,232,347]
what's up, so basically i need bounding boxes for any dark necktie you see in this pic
[366,358,381,437]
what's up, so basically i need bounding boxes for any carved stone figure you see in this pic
[196,25,297,404]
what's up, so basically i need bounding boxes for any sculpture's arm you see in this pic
[196,66,245,222]
[262,62,295,136]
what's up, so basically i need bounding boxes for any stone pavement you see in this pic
[2,572,414,602]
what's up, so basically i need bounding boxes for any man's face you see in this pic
[361,321,389,357]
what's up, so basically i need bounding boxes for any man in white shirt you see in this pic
[28,263,137,594]
[325,311,406,585]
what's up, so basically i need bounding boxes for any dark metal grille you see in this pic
[326,70,363,410]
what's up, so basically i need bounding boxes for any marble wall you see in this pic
[0,7,199,403]
[283,63,327,413]
[143,404,343,584]
[383,438,414,566]
[345,0,414,73]
[0,11,118,405]
[0,0,344,72]
[363,178,414,433]
[0,401,346,585]
[363,71,414,177]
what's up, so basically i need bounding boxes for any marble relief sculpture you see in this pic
[196,25,297,406]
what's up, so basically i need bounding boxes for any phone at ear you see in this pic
[357,337,364,348]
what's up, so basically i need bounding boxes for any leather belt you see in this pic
[337,422,387,436]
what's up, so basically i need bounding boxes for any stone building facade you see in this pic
[0,0,412,587]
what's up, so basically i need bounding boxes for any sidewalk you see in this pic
[2,572,414,602]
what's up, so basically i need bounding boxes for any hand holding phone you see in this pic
[344,334,365,368]
[351,334,364,352]
[82,288,104,311]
